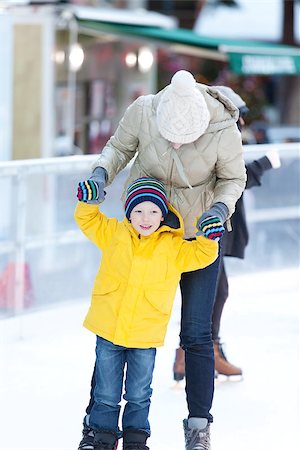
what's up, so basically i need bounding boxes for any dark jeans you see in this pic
[89,336,156,435]
[211,257,228,341]
[179,255,220,423]
[86,256,220,425]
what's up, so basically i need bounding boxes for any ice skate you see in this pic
[94,430,118,450]
[173,347,185,382]
[183,419,211,450]
[78,417,94,450]
[123,429,149,450]
[214,340,243,379]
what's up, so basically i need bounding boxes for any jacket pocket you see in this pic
[144,288,174,316]
[92,277,120,296]
[89,278,121,335]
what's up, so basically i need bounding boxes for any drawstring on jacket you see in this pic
[170,146,193,190]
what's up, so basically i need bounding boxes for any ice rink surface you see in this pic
[0,268,299,450]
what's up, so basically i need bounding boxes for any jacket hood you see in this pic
[124,203,184,238]
[204,85,240,127]
[153,83,239,135]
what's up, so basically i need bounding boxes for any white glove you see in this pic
[266,149,281,169]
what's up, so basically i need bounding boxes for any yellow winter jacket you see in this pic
[74,201,218,348]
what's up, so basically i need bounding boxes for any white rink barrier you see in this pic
[0,142,299,316]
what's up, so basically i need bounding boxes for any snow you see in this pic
[0,268,299,450]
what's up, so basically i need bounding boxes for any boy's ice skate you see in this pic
[183,419,211,450]
[78,417,94,450]
[94,430,118,450]
[123,429,149,450]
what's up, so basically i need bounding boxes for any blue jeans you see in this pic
[180,255,220,423]
[89,336,156,436]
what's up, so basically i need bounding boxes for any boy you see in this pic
[75,177,223,450]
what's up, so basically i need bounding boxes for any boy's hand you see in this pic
[197,216,225,241]
[77,180,101,203]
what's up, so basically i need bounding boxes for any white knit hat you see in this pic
[157,70,210,144]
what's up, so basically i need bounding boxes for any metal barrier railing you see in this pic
[0,142,299,317]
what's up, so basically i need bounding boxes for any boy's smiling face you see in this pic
[129,201,164,236]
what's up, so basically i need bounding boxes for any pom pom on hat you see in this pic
[157,70,210,144]
[125,177,169,220]
[171,70,196,93]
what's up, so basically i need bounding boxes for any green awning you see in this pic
[77,19,300,75]
[221,44,300,75]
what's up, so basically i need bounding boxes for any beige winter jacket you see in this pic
[93,84,247,238]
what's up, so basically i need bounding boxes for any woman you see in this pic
[78,70,246,450]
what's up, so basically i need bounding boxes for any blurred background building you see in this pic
[0,0,299,162]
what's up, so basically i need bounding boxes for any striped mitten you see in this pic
[77,180,99,203]
[198,216,225,241]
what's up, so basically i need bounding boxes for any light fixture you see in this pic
[138,47,154,73]
[69,43,84,72]
[125,51,137,68]
[54,50,65,64]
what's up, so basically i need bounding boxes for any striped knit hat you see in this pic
[125,177,169,220]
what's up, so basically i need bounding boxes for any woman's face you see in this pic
[171,142,183,150]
